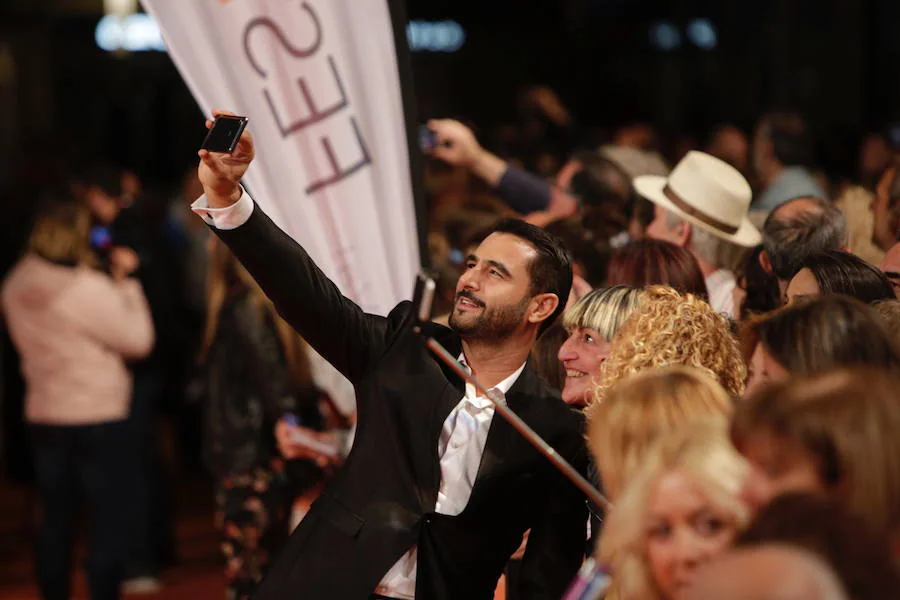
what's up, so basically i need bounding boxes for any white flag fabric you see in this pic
[140,0,421,317]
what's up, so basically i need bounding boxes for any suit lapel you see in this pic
[471,366,540,487]
[422,324,466,506]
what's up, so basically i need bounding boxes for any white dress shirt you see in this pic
[192,190,527,599]
[374,357,525,599]
[705,268,736,319]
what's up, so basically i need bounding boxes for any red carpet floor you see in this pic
[0,475,226,600]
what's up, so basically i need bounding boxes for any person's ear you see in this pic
[676,221,692,248]
[527,293,559,327]
[759,250,773,274]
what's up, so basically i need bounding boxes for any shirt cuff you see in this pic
[191,185,255,230]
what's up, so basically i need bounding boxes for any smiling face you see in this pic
[449,232,542,342]
[557,327,612,406]
[645,469,741,600]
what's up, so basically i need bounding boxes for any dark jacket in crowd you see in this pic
[203,286,322,477]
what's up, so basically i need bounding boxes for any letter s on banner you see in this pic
[141,0,423,412]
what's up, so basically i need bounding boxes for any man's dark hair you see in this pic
[759,112,814,167]
[543,217,610,288]
[736,493,900,600]
[735,245,780,320]
[800,250,896,304]
[762,196,847,280]
[490,218,573,335]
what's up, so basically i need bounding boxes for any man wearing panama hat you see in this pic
[636,151,762,317]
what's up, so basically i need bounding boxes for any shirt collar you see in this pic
[458,353,527,410]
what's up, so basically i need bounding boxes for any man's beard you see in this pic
[448,291,531,342]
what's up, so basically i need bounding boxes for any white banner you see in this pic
[140,0,421,318]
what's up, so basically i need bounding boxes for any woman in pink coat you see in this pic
[2,198,154,600]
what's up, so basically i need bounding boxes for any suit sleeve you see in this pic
[517,414,588,600]
[213,202,408,385]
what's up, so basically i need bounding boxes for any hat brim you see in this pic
[634,175,762,248]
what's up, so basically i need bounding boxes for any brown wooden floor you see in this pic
[0,474,226,600]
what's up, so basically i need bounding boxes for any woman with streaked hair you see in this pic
[596,423,750,600]
[740,295,900,397]
[556,285,643,406]
[588,366,733,501]
[732,368,900,553]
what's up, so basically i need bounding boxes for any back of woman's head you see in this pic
[742,295,900,375]
[27,196,95,267]
[589,365,733,499]
[606,238,709,300]
[732,369,900,543]
[801,250,895,303]
[598,423,749,600]
[592,285,746,405]
[562,284,643,341]
[736,493,900,600]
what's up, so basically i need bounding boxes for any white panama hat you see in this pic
[634,150,761,247]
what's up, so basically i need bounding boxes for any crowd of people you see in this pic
[3,85,900,600]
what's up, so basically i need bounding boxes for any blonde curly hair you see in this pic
[588,286,746,411]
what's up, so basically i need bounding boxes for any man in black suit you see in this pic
[193,113,588,600]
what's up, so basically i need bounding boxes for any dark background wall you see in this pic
[0,0,898,189]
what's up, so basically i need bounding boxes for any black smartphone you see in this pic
[418,124,437,153]
[201,115,249,153]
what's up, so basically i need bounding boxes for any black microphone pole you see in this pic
[411,273,611,511]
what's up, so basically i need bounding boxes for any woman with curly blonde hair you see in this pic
[597,423,750,600]
[589,286,746,409]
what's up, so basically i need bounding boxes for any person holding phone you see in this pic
[2,195,154,600]
[192,111,587,600]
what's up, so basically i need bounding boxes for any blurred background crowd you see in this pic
[3,1,900,600]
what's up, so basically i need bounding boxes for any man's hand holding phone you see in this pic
[197,110,255,209]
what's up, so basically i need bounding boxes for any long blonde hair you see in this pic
[598,423,750,600]
[202,238,311,386]
[588,365,733,500]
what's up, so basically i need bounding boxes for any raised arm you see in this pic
[427,119,577,219]
[196,111,406,383]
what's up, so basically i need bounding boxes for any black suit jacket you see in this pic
[214,204,587,600]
